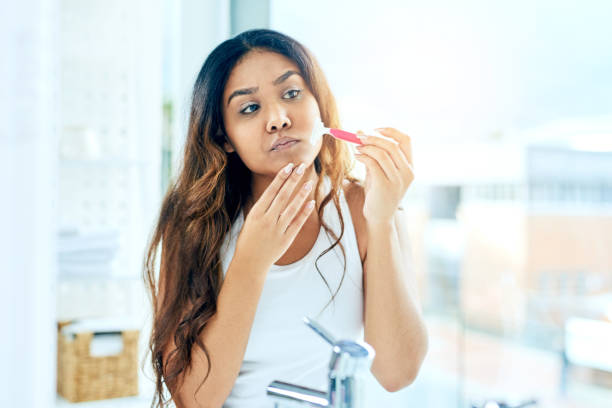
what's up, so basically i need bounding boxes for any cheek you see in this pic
[227,122,264,156]
[294,97,321,127]
[305,95,321,116]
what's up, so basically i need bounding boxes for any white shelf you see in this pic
[60,158,150,167]
[56,394,153,407]
[57,273,142,282]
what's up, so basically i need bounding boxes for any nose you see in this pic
[266,105,292,133]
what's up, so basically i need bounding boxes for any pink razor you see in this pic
[309,119,397,145]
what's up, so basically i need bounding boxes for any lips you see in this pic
[271,137,298,150]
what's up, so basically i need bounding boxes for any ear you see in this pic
[220,131,235,153]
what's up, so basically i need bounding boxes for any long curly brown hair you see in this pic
[142,29,360,407]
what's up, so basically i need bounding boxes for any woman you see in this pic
[143,28,428,408]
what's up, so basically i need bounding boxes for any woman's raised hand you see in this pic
[235,162,315,269]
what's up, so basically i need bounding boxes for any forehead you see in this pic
[224,51,301,93]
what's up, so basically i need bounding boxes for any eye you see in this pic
[240,103,259,115]
[283,88,302,99]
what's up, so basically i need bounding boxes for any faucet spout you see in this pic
[267,380,328,407]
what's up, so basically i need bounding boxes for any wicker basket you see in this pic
[57,320,139,402]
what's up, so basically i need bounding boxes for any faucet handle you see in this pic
[303,316,376,369]
[303,316,336,345]
[329,340,375,375]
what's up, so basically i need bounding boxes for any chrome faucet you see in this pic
[471,399,537,408]
[267,317,375,408]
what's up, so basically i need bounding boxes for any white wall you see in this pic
[270,0,612,143]
[0,0,59,406]
[166,0,230,177]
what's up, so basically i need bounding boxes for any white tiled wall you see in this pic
[58,0,161,280]
[56,0,161,403]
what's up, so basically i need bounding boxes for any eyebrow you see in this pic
[226,70,301,106]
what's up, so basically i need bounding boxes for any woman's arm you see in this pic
[163,254,269,408]
[353,127,428,392]
[363,211,428,392]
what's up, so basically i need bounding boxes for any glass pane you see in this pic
[271,1,612,407]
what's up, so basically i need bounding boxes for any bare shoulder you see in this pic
[341,179,367,264]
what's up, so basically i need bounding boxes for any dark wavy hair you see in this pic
[142,28,360,407]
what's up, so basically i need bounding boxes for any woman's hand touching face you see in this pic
[221,50,323,176]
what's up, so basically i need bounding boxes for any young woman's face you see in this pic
[221,50,323,175]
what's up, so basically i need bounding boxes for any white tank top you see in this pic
[219,175,364,408]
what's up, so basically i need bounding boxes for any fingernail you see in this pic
[307,200,315,209]
[284,163,294,174]
[303,180,313,191]
[357,134,368,140]
[296,163,305,175]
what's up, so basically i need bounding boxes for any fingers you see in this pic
[357,132,408,172]
[255,162,295,214]
[374,127,413,165]
[284,198,316,237]
[356,143,397,183]
[277,177,314,233]
[354,152,388,183]
[267,162,307,217]
[357,128,414,186]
